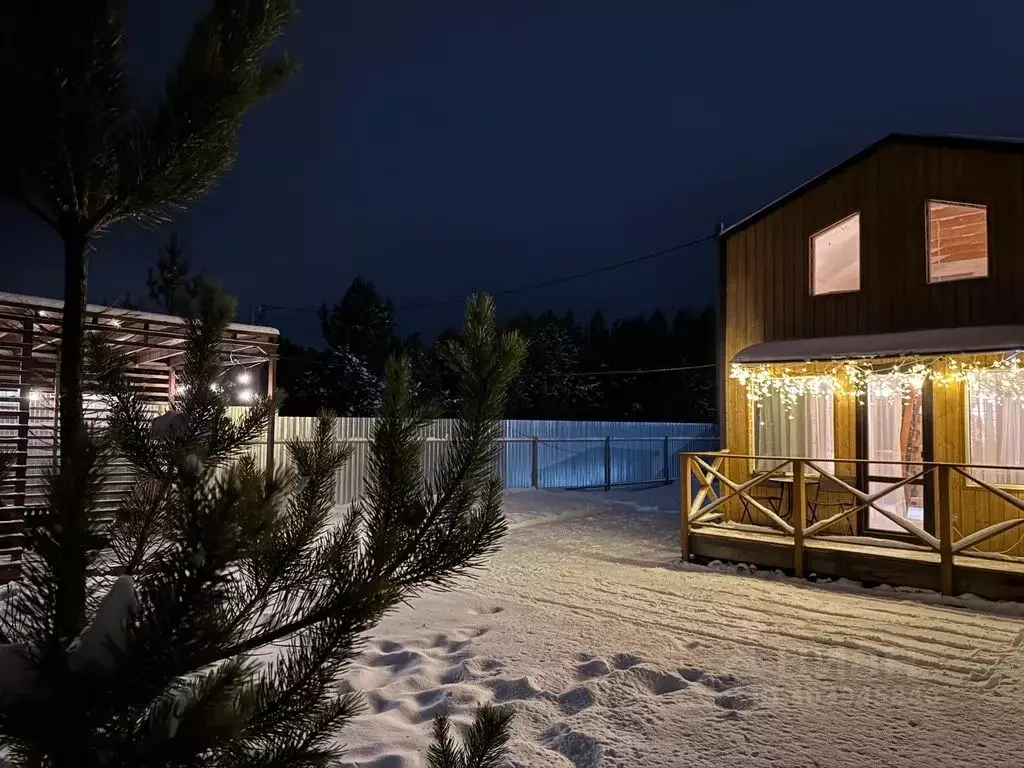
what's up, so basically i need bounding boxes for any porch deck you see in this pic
[689,524,1024,601]
[681,451,1024,601]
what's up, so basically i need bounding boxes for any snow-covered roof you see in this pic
[0,290,279,336]
[0,290,278,369]
[733,325,1024,364]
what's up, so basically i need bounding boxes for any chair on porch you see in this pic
[806,474,857,534]
[738,470,787,525]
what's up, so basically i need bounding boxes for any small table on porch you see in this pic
[740,475,820,525]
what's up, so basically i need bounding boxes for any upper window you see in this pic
[927,200,989,283]
[810,213,860,295]
[753,381,835,474]
[967,371,1024,487]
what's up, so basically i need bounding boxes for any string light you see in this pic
[237,371,251,385]
[237,389,254,403]
[732,351,1024,410]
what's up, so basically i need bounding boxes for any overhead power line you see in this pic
[397,232,717,311]
[557,363,716,378]
[253,231,716,320]
[273,352,715,378]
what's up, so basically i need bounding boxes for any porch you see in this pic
[680,451,1024,600]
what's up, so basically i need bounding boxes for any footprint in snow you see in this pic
[576,657,612,679]
[714,691,755,711]
[469,605,505,615]
[610,652,641,670]
[680,667,742,692]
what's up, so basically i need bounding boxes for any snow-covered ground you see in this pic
[338,485,1024,768]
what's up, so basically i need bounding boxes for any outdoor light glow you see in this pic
[731,352,1024,411]
[209,383,222,393]
[237,389,254,403]
[237,371,251,385]
[28,389,42,403]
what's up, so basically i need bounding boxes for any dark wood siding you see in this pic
[725,141,1024,353]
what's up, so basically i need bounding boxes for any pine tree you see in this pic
[0,290,525,767]
[314,277,403,416]
[506,311,596,420]
[148,234,203,315]
[0,0,295,469]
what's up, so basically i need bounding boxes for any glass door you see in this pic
[865,374,925,533]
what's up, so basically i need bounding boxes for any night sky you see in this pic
[5,1,1024,344]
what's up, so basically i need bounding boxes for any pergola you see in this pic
[0,291,279,577]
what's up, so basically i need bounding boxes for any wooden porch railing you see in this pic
[680,451,1024,595]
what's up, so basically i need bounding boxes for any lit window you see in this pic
[927,201,988,283]
[810,213,860,295]
[968,371,1024,486]
[753,380,835,473]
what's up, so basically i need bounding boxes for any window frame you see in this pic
[925,199,990,285]
[809,211,861,297]
[962,372,1024,492]
[747,376,837,477]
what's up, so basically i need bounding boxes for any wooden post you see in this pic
[792,459,806,578]
[937,464,954,595]
[604,437,612,490]
[681,453,692,562]
[531,438,539,488]
[663,436,671,484]
[265,355,277,477]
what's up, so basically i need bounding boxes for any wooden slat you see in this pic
[792,459,806,577]
[681,454,691,562]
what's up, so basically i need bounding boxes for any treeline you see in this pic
[278,277,716,422]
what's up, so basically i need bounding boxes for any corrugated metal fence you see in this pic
[232,411,719,506]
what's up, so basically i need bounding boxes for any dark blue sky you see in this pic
[6,0,1024,343]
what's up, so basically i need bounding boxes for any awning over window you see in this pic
[732,326,1024,364]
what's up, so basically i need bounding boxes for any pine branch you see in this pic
[427,705,514,768]
[427,713,464,768]
[461,705,515,768]
[105,0,296,232]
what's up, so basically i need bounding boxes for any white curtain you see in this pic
[754,385,835,474]
[969,372,1024,485]
[867,388,903,480]
[866,377,925,531]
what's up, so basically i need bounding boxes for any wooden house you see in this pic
[682,134,1024,598]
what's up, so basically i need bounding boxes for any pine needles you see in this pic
[0,291,525,767]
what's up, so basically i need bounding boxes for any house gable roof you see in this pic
[720,133,1024,239]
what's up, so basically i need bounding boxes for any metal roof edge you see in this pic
[732,325,1024,364]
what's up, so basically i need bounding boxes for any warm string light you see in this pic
[732,352,1024,411]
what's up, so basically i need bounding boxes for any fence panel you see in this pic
[608,438,664,486]
[233,414,720,503]
[536,438,605,489]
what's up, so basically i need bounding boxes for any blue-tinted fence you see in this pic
[240,415,720,504]
[501,420,719,490]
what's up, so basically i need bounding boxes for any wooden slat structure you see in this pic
[0,291,279,579]
[681,451,1024,599]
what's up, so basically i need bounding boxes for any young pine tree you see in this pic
[0,0,295,469]
[0,290,526,767]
